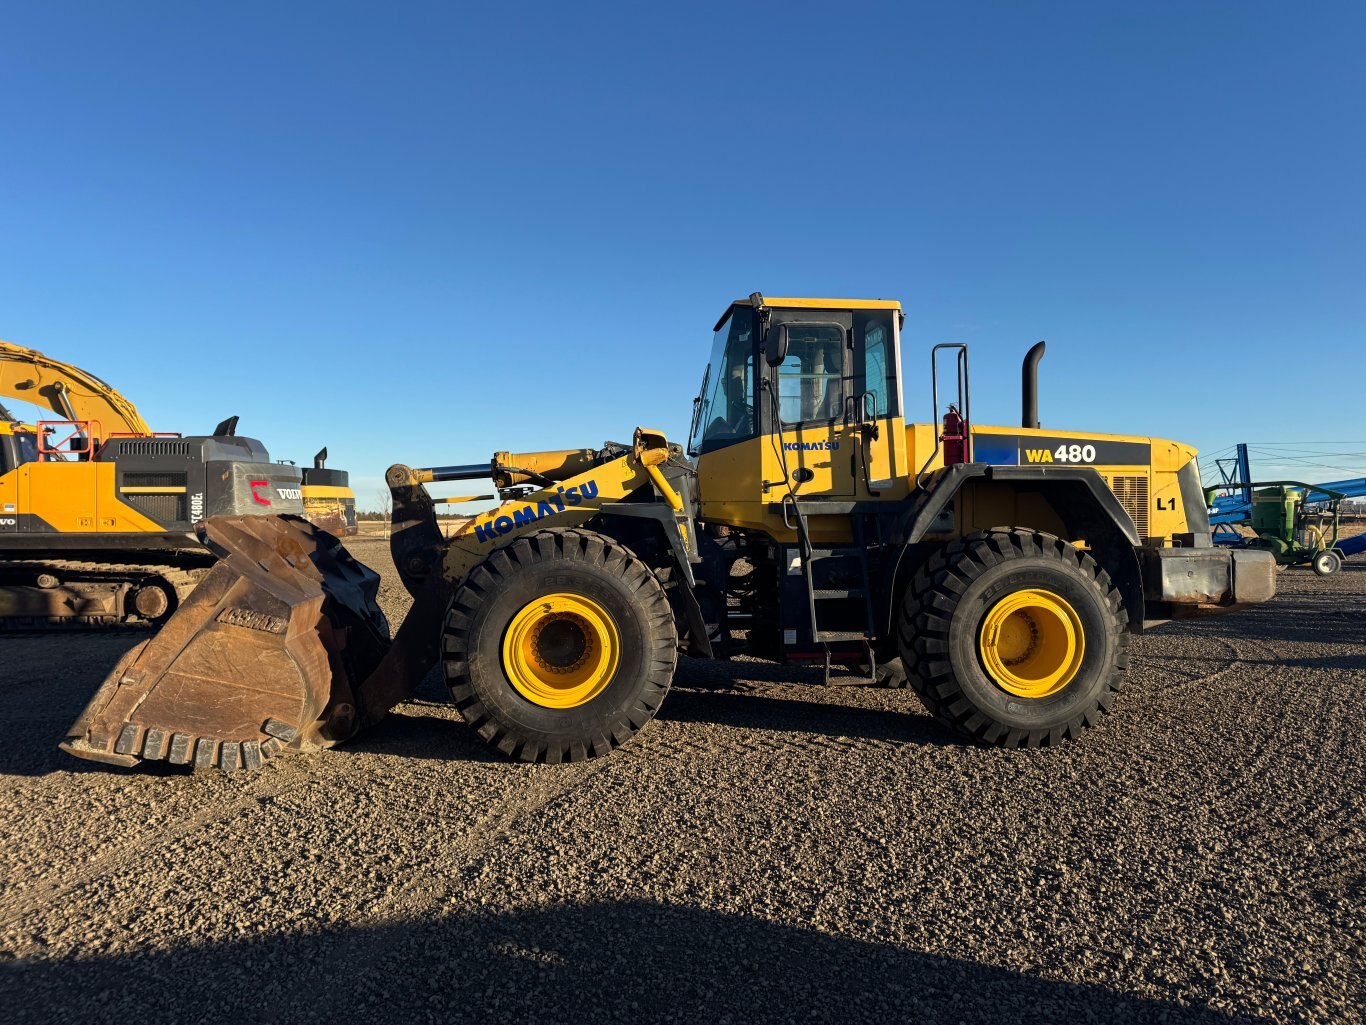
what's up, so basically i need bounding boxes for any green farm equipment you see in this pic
[1207,481,1350,576]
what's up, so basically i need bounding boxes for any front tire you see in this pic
[443,528,677,763]
[898,529,1128,748]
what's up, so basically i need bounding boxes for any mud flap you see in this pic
[61,516,395,771]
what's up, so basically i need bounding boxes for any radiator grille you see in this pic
[125,493,187,523]
[1109,475,1150,538]
[119,440,191,456]
[123,471,188,488]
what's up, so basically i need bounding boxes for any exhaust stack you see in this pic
[1022,341,1046,429]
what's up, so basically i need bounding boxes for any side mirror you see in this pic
[765,323,789,367]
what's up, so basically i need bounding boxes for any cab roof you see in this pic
[715,296,902,331]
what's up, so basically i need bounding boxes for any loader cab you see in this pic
[687,296,911,536]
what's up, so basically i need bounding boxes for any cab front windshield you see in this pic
[688,309,754,456]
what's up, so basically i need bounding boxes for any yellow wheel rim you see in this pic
[978,588,1085,699]
[502,592,621,709]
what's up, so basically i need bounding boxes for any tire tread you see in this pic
[442,527,677,763]
[899,528,1129,748]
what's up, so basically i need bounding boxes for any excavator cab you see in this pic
[0,421,39,474]
[0,421,36,526]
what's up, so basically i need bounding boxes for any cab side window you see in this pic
[16,433,37,467]
[702,354,753,443]
[855,311,897,419]
[862,322,888,418]
[0,433,37,474]
[777,324,846,424]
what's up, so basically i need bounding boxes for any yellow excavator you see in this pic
[0,340,357,627]
[61,295,1275,770]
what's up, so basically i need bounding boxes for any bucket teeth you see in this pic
[143,728,169,761]
[59,720,297,772]
[114,724,140,756]
[262,718,299,742]
[168,733,194,765]
[219,741,241,771]
[192,738,217,769]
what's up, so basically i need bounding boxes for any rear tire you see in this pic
[443,528,677,763]
[898,529,1128,748]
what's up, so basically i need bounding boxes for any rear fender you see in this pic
[884,465,1145,636]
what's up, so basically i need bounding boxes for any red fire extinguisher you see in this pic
[942,404,968,465]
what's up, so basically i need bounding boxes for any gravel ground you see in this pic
[0,536,1361,1024]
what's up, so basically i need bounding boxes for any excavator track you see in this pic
[0,557,211,631]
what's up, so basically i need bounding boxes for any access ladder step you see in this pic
[813,588,866,599]
[814,630,873,642]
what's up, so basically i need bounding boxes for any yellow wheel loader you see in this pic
[0,340,357,628]
[60,295,1276,769]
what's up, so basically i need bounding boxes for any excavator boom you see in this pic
[0,339,151,436]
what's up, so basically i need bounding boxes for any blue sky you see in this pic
[2,2,1363,505]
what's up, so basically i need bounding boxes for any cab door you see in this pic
[23,453,100,533]
[761,314,858,500]
[0,435,19,533]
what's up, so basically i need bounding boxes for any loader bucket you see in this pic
[60,516,394,770]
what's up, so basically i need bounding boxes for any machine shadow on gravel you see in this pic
[659,685,958,749]
[664,658,960,748]
[1232,605,1366,650]
[345,705,509,766]
[1141,590,1366,653]
[345,661,959,764]
[0,900,1265,1025]
[0,636,149,778]
[1138,650,1366,673]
